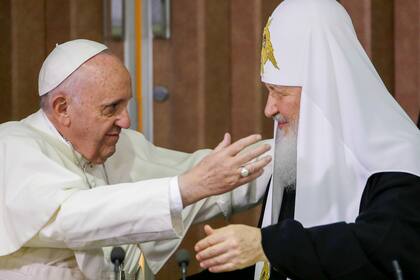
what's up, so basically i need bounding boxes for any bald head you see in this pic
[70,51,130,95]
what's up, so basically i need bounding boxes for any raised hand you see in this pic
[179,133,271,206]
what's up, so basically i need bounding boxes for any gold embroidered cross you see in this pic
[261,18,279,74]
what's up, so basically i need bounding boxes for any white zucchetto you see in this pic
[38,39,108,96]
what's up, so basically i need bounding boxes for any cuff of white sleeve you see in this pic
[216,192,233,219]
[169,176,184,237]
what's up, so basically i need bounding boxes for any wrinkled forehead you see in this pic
[264,83,302,98]
[78,52,129,78]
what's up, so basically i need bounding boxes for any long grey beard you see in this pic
[274,125,298,189]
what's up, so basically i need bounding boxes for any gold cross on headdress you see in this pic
[261,18,279,74]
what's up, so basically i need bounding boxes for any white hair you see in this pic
[273,117,298,189]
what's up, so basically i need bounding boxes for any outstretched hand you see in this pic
[179,133,271,206]
[194,224,268,272]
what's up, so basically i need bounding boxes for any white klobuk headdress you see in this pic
[262,0,420,227]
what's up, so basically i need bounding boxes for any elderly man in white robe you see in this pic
[194,0,420,279]
[0,40,273,279]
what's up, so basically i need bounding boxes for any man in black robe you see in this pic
[192,0,420,279]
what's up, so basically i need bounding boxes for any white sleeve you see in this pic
[140,152,273,274]
[169,176,184,235]
[32,177,183,250]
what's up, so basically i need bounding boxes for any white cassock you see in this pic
[0,110,272,280]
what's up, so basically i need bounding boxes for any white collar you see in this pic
[40,110,70,146]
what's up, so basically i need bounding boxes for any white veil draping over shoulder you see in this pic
[261,0,420,227]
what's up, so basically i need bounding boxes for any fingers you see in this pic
[243,155,272,174]
[195,225,222,253]
[201,252,237,272]
[208,262,236,273]
[236,155,271,183]
[225,134,262,156]
[196,240,229,262]
[233,143,271,166]
[196,236,245,272]
[195,231,225,252]
[213,133,231,152]
[204,224,214,236]
[195,225,264,273]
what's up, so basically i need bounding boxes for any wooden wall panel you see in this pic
[371,0,394,94]
[394,0,420,121]
[230,0,264,141]
[153,0,205,152]
[203,0,231,148]
[10,0,46,120]
[341,0,395,94]
[69,0,103,42]
[0,0,104,123]
[229,0,281,142]
[153,0,283,155]
[153,0,232,152]
[341,0,419,121]
[340,0,372,56]
[45,0,71,50]
[153,40,174,149]
[0,0,12,123]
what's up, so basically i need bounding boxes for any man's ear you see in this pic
[51,94,71,127]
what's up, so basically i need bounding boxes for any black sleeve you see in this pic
[185,267,255,280]
[261,172,420,280]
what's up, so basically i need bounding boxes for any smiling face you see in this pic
[264,83,302,135]
[52,53,132,164]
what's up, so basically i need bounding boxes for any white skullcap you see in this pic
[38,39,108,96]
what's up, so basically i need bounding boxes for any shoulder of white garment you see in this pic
[0,123,83,256]
[0,120,53,149]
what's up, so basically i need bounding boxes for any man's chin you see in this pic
[278,126,291,137]
[96,146,117,164]
[105,147,117,158]
[278,120,298,137]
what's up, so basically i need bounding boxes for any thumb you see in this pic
[204,224,215,236]
[213,133,231,152]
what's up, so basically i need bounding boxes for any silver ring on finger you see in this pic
[240,166,250,177]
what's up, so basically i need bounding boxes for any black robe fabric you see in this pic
[186,172,420,279]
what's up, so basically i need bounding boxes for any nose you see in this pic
[115,107,131,129]
[264,95,278,118]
